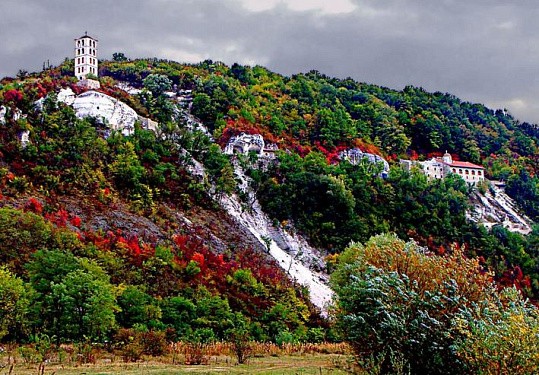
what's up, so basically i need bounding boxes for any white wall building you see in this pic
[74,33,98,80]
[402,151,485,185]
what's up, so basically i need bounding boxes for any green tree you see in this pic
[27,251,118,342]
[112,52,128,62]
[331,234,493,374]
[110,141,146,191]
[0,267,31,341]
[51,266,118,341]
[203,144,236,196]
[192,292,234,340]
[192,93,216,125]
[117,285,157,329]
[226,313,252,364]
[453,288,539,374]
[143,74,172,97]
[161,296,197,338]
[0,208,52,273]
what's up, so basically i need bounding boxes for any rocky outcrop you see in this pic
[340,148,389,177]
[221,158,333,313]
[224,133,265,155]
[468,183,532,234]
[70,90,139,135]
[55,88,159,136]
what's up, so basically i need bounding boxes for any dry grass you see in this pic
[0,342,353,375]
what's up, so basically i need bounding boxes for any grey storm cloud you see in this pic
[2,0,539,123]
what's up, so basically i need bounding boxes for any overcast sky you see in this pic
[2,0,539,123]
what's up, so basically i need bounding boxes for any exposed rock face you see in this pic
[339,148,389,177]
[57,88,76,106]
[139,117,158,132]
[20,130,30,148]
[224,133,265,155]
[115,82,141,96]
[55,88,158,135]
[220,158,333,314]
[76,79,101,90]
[70,90,139,135]
[469,184,533,234]
[0,106,22,124]
[0,106,6,124]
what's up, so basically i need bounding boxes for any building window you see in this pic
[465,170,469,175]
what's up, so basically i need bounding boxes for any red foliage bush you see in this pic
[499,265,532,292]
[70,215,82,228]
[191,252,205,267]
[3,89,23,104]
[24,197,43,214]
[118,235,142,256]
[44,209,69,227]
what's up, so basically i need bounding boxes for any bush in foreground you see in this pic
[331,234,539,374]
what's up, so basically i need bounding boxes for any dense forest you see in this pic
[2,57,539,372]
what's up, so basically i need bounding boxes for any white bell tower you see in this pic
[74,32,98,80]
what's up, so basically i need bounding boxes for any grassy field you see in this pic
[0,342,355,375]
[1,354,352,374]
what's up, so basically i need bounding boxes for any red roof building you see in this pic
[402,151,485,185]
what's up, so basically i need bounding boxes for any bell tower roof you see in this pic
[442,150,453,164]
[76,31,98,41]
